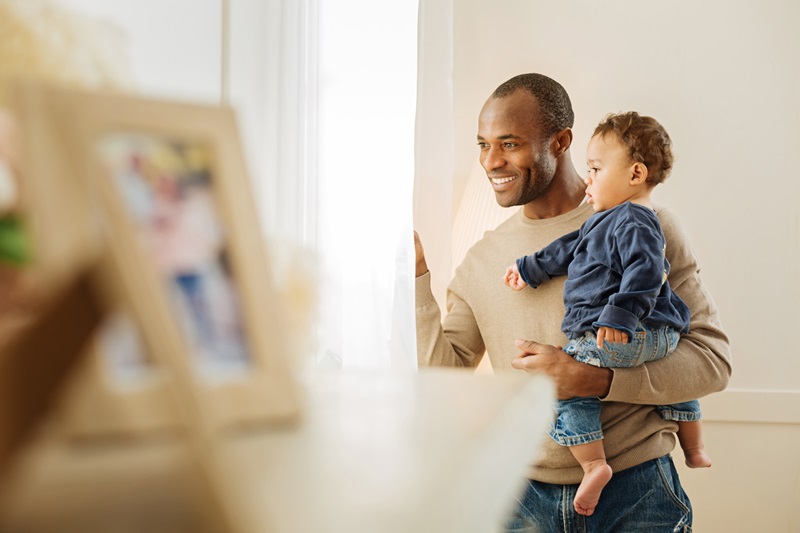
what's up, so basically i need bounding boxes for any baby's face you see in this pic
[584,133,637,212]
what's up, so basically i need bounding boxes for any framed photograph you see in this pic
[12,80,301,435]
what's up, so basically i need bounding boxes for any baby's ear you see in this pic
[630,162,648,185]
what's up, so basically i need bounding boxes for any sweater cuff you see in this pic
[415,271,436,309]
[593,305,638,338]
[604,366,644,402]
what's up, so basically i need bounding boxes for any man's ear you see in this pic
[630,162,648,185]
[552,128,573,157]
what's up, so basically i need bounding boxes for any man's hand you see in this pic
[511,339,612,400]
[413,230,428,277]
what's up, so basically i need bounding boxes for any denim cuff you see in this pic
[549,428,604,447]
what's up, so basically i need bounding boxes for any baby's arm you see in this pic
[593,221,666,338]
[503,262,528,290]
[516,228,582,288]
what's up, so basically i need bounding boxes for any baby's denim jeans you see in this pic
[550,323,701,446]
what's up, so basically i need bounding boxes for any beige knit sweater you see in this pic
[415,203,731,484]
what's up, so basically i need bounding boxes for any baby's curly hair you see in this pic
[593,111,674,185]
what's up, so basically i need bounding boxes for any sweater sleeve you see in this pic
[517,229,580,287]
[415,269,486,368]
[593,221,664,337]
[604,208,731,404]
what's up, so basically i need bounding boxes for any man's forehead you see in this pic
[478,95,541,139]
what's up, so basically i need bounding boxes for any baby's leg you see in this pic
[677,420,712,468]
[570,441,613,516]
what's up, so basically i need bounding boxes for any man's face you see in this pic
[477,91,556,208]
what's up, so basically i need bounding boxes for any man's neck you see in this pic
[522,169,586,220]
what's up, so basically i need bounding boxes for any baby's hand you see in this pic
[596,327,629,348]
[503,264,528,290]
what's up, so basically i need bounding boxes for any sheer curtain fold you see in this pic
[314,0,420,370]
[227,0,315,244]
[230,0,437,371]
[413,0,454,315]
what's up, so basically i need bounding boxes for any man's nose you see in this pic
[481,145,505,171]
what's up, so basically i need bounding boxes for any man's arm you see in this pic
[604,208,731,404]
[415,232,486,368]
[512,209,731,404]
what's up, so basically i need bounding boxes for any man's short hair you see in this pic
[493,73,574,137]
[593,111,674,185]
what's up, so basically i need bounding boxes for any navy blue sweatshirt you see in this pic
[516,202,691,340]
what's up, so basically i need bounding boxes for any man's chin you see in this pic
[493,191,519,209]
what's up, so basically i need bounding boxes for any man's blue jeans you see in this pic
[504,455,692,532]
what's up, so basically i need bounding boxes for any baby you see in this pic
[505,111,711,516]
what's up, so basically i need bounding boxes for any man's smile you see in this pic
[491,175,518,186]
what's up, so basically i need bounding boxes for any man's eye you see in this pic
[503,142,517,149]
[477,142,488,149]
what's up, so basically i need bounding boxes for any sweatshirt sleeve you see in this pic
[517,229,580,287]
[604,209,731,404]
[593,221,665,338]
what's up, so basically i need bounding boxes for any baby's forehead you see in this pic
[591,130,624,144]
[588,132,626,150]
[586,133,631,160]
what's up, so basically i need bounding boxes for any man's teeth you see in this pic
[492,176,516,184]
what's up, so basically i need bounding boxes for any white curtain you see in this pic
[313,0,419,370]
[50,0,428,371]
[412,0,510,377]
[413,0,454,315]
[229,0,425,371]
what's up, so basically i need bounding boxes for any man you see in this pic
[414,73,731,532]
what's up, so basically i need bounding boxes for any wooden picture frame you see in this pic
[11,80,300,436]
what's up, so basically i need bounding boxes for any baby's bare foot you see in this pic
[574,464,613,516]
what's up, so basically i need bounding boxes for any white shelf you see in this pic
[0,368,554,533]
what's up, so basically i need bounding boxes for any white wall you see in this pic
[451,1,800,531]
[56,0,222,104]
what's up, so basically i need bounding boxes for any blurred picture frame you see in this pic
[11,80,300,435]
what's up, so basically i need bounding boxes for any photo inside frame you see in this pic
[93,133,253,383]
[11,80,300,435]
[96,309,155,386]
